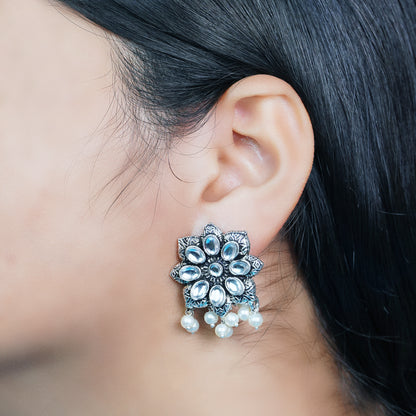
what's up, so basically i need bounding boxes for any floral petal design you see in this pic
[170,263,191,284]
[223,231,250,256]
[178,235,200,260]
[203,223,223,239]
[232,279,259,311]
[184,285,209,309]
[245,255,264,277]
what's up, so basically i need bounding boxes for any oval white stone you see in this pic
[229,260,251,276]
[221,241,239,261]
[185,246,206,264]
[190,280,209,300]
[209,262,223,277]
[179,265,201,282]
[209,285,227,307]
[203,234,220,255]
[225,277,245,295]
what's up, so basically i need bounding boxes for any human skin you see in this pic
[0,1,356,415]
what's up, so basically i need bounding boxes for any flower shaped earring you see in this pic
[170,223,264,338]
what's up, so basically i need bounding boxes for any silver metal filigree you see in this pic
[170,224,264,326]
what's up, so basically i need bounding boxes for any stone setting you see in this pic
[221,241,239,261]
[185,246,206,264]
[209,285,227,307]
[225,277,245,296]
[179,265,201,282]
[190,280,210,300]
[209,262,223,277]
[203,234,220,255]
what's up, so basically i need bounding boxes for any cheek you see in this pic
[0,0,186,370]
[0,151,170,361]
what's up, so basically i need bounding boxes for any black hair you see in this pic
[56,1,416,414]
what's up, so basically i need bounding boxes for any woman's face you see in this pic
[0,0,180,381]
[0,1,348,415]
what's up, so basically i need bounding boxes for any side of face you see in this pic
[0,0,164,360]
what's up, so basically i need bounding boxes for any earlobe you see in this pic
[198,75,314,255]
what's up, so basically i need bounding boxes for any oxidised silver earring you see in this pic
[170,223,264,338]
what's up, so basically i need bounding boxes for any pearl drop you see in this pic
[181,315,195,330]
[204,311,218,326]
[248,312,263,329]
[238,304,251,321]
[224,312,239,327]
[215,323,233,338]
[187,319,200,333]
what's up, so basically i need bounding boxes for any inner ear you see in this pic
[201,131,277,203]
[232,132,278,186]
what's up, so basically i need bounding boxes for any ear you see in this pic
[165,75,314,256]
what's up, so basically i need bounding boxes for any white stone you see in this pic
[185,246,206,264]
[209,285,226,307]
[179,265,201,282]
[203,234,220,255]
[225,277,245,295]
[221,241,239,261]
[238,304,251,321]
[248,312,263,329]
[190,280,209,300]
[209,262,223,277]
[229,260,251,276]
[224,312,239,327]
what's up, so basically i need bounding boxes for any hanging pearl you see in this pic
[238,304,251,321]
[215,323,233,338]
[248,312,263,329]
[224,312,239,327]
[204,311,218,327]
[188,319,200,333]
[181,315,195,330]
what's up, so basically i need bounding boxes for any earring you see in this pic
[170,223,264,338]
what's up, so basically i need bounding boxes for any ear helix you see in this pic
[170,223,264,338]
